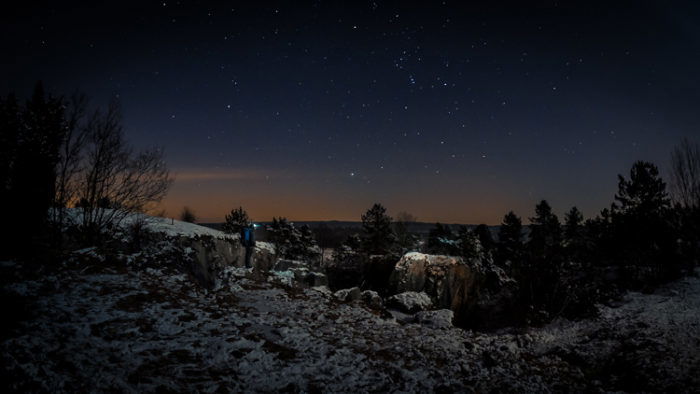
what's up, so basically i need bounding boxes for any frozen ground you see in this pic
[2,252,699,393]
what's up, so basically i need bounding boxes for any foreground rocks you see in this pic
[2,255,699,392]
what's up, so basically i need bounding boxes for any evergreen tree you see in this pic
[393,211,418,253]
[496,211,524,268]
[614,161,670,217]
[267,218,319,261]
[473,224,495,255]
[360,203,395,255]
[528,200,562,260]
[1,83,66,257]
[457,226,482,260]
[180,206,197,223]
[223,206,250,234]
[299,224,321,260]
[564,206,585,258]
[613,161,677,283]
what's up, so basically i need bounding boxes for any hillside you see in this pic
[2,220,699,392]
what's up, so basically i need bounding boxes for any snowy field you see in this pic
[2,254,699,393]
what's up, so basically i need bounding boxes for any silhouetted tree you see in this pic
[52,93,90,231]
[612,161,678,284]
[180,206,197,223]
[496,211,524,270]
[0,83,66,257]
[456,226,482,260]
[76,101,172,238]
[393,211,418,253]
[563,206,585,259]
[528,200,562,260]
[473,224,495,255]
[670,139,700,270]
[360,203,395,255]
[671,138,700,211]
[267,218,319,261]
[523,200,563,320]
[223,206,250,234]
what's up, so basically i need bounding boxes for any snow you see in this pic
[3,247,699,392]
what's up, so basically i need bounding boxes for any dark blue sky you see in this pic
[2,1,700,223]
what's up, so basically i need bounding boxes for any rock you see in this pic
[361,290,383,309]
[387,291,432,313]
[325,253,365,290]
[273,259,306,271]
[334,287,362,302]
[389,252,517,328]
[304,272,328,287]
[414,309,454,329]
[390,253,480,314]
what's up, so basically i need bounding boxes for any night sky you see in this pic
[2,1,700,223]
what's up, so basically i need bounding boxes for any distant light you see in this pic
[253,223,260,228]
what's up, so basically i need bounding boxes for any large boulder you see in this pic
[389,252,516,327]
[390,253,480,312]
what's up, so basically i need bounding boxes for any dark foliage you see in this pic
[473,224,495,256]
[222,206,250,234]
[496,211,524,272]
[425,222,454,255]
[267,217,320,262]
[0,83,66,259]
[609,161,679,286]
[180,206,197,223]
[360,203,395,255]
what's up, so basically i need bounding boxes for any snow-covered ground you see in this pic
[2,251,699,392]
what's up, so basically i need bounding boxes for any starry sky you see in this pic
[2,1,700,223]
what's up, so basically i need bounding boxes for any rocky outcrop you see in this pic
[144,231,276,289]
[389,252,516,327]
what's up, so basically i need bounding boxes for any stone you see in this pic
[333,287,362,302]
[414,309,454,329]
[387,291,432,313]
[361,290,383,309]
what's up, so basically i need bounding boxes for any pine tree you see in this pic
[615,161,670,217]
[564,206,584,258]
[360,203,395,255]
[457,226,482,260]
[393,211,418,253]
[223,206,250,234]
[2,83,66,257]
[497,211,524,267]
[473,224,495,255]
[613,161,678,283]
[528,200,562,260]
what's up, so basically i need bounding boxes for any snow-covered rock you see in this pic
[387,291,432,313]
[2,253,699,392]
[390,252,516,327]
[333,287,362,302]
[415,309,454,329]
